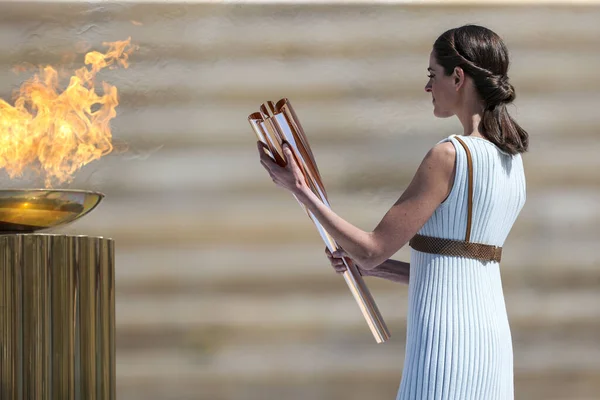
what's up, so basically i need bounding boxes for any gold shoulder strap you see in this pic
[408,136,502,262]
[453,136,473,243]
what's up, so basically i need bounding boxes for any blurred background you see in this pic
[1,1,599,399]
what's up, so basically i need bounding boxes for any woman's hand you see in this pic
[257,141,310,196]
[325,247,364,275]
[327,247,410,284]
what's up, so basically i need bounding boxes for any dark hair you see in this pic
[433,25,528,155]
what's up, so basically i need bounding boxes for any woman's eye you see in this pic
[427,74,434,79]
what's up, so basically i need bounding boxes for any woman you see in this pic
[258,25,527,399]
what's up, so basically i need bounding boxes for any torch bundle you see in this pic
[248,98,390,343]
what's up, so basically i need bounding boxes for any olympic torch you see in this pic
[248,98,390,343]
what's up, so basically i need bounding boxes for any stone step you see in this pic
[56,187,600,247]
[15,133,596,199]
[114,373,600,400]
[2,56,598,134]
[0,3,597,57]
[2,49,599,103]
[3,88,597,152]
[99,95,599,144]
[113,335,600,376]
[113,290,600,332]
[1,5,599,112]
[114,315,600,356]
[111,241,599,297]
[112,338,600,399]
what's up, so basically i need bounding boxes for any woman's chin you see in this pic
[433,107,453,119]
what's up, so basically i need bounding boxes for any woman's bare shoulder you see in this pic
[423,140,456,172]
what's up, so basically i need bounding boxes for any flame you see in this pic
[0,37,136,187]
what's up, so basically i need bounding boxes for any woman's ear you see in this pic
[453,66,465,91]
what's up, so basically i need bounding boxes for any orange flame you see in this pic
[0,37,136,187]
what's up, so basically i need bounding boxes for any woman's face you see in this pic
[425,51,458,118]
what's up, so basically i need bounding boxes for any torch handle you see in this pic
[308,212,391,343]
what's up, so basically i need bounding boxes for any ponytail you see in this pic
[481,103,529,155]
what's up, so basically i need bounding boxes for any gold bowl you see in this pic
[0,189,104,233]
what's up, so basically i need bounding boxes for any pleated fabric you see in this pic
[397,135,526,400]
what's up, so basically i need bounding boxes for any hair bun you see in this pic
[497,75,515,104]
[485,74,515,106]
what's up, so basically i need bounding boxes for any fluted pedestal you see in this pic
[0,234,115,399]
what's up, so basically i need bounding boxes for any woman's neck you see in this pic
[457,100,486,138]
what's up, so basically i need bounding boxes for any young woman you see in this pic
[258,24,527,400]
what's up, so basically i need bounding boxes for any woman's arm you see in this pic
[258,140,456,269]
[293,143,455,269]
[326,248,409,284]
[361,259,410,284]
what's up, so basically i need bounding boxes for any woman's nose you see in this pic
[424,83,432,93]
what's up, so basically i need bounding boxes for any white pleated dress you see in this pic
[396,135,526,400]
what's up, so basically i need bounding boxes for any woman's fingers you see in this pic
[325,247,349,274]
[332,257,346,273]
[333,265,346,274]
[325,247,347,258]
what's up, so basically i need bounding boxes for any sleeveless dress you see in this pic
[396,135,526,400]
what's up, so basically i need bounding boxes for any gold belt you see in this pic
[409,234,502,262]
